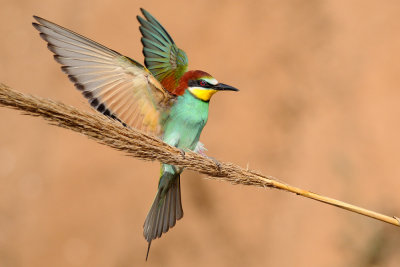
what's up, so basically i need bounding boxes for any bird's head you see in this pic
[174,70,239,101]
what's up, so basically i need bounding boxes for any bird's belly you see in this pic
[163,115,207,151]
[177,125,204,150]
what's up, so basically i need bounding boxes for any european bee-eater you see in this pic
[33,8,238,259]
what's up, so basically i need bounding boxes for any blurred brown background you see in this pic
[1,0,400,266]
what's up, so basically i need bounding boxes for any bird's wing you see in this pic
[33,16,175,136]
[137,9,188,94]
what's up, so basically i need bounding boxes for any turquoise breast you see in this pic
[162,90,209,150]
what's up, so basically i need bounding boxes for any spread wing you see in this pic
[137,9,188,94]
[33,16,175,136]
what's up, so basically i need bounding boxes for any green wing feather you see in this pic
[137,9,188,92]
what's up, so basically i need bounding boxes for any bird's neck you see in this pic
[171,90,210,119]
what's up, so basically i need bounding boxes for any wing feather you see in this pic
[33,16,175,136]
[137,9,188,93]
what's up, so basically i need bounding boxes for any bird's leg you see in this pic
[194,142,207,156]
[194,142,221,173]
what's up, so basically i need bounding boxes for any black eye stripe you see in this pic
[188,79,212,88]
[188,80,197,87]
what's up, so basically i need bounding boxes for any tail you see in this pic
[144,172,183,260]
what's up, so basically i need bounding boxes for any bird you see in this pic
[32,8,238,259]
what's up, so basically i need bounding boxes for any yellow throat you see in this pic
[188,87,218,101]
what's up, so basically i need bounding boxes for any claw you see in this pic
[179,148,185,158]
[210,157,221,173]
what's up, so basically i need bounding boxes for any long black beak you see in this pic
[214,83,239,91]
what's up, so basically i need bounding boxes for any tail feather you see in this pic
[168,182,176,228]
[175,181,183,219]
[144,173,183,260]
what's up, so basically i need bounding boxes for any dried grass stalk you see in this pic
[0,83,399,227]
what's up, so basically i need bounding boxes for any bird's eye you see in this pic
[199,80,206,87]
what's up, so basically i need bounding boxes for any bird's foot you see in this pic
[178,148,186,158]
[208,156,221,173]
